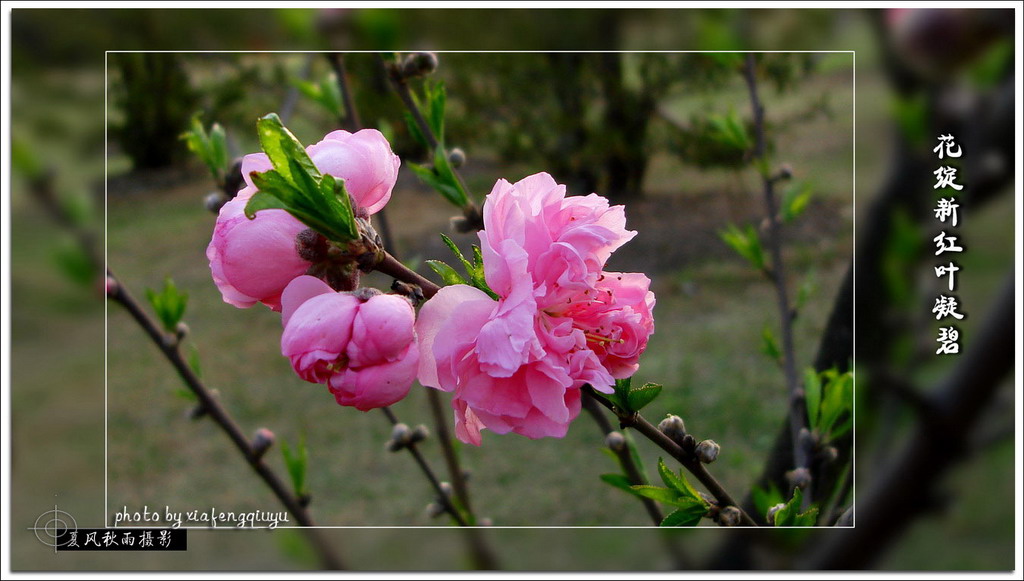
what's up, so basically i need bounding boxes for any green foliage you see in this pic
[180,113,229,183]
[600,377,663,414]
[187,344,203,379]
[706,109,752,153]
[428,234,497,299]
[599,473,636,495]
[719,223,766,271]
[294,72,343,119]
[881,208,923,308]
[145,277,188,334]
[403,80,470,208]
[51,238,94,287]
[890,92,929,147]
[780,181,814,223]
[751,482,784,520]
[281,435,309,497]
[968,39,1013,89]
[244,113,358,243]
[771,488,819,526]
[625,459,710,526]
[11,137,44,180]
[761,325,782,364]
[804,367,853,441]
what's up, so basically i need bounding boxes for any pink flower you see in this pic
[280,276,419,411]
[207,129,400,310]
[417,172,654,445]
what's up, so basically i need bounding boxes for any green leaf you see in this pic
[657,457,687,493]
[320,174,359,240]
[432,145,469,207]
[187,344,203,379]
[52,240,95,286]
[145,277,188,334]
[407,161,465,208]
[256,113,321,189]
[281,435,308,496]
[780,182,813,223]
[626,382,663,413]
[426,260,468,286]
[804,367,822,430]
[630,485,682,505]
[623,430,647,477]
[600,473,638,495]
[11,138,43,179]
[660,502,709,527]
[403,111,429,149]
[772,487,819,527]
[427,81,447,139]
[761,325,781,363]
[751,483,784,519]
[706,109,752,152]
[818,371,852,437]
[209,123,228,177]
[704,52,743,69]
[719,223,765,271]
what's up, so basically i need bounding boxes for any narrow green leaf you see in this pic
[781,182,814,223]
[794,507,819,527]
[53,241,95,286]
[403,111,429,149]
[256,113,321,189]
[322,74,343,118]
[660,502,709,527]
[630,485,682,505]
[427,81,447,139]
[319,174,359,240]
[407,161,465,207]
[761,325,781,363]
[243,189,292,218]
[719,223,764,270]
[751,483,784,518]
[281,436,308,496]
[627,382,663,413]
[146,277,188,334]
[624,430,647,477]
[426,260,468,286]
[432,145,469,207]
[440,233,474,275]
[209,123,228,177]
[819,371,852,436]
[600,473,638,495]
[657,457,687,493]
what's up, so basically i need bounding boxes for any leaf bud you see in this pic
[390,422,412,445]
[175,321,190,341]
[447,148,466,168]
[401,52,438,78]
[251,428,275,459]
[439,482,453,498]
[425,502,444,518]
[695,439,721,464]
[204,191,228,214]
[718,506,741,527]
[766,503,786,525]
[605,431,626,453]
[787,467,812,490]
[410,424,430,443]
[658,415,687,444]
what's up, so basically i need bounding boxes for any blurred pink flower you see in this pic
[417,173,654,445]
[281,275,419,411]
[207,129,400,310]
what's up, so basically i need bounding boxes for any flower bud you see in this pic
[478,517,493,527]
[105,276,119,298]
[204,191,228,214]
[766,503,786,525]
[391,422,412,445]
[680,434,697,453]
[447,148,466,168]
[695,439,720,464]
[410,424,430,443]
[787,467,812,490]
[605,431,626,453]
[658,415,687,444]
[425,502,445,518]
[175,321,190,341]
[385,438,403,453]
[252,428,275,459]
[718,506,741,527]
[401,52,438,78]
[439,482,453,498]
[820,445,839,463]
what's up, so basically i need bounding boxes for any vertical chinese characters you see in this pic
[931,134,964,355]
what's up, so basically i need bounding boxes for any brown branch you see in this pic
[106,270,345,570]
[584,388,757,527]
[742,54,812,504]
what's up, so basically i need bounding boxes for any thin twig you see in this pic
[741,54,812,503]
[107,270,345,570]
[584,388,757,527]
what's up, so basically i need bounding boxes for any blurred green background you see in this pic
[7,7,1016,572]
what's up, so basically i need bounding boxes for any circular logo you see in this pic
[31,507,78,550]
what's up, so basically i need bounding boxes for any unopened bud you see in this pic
[410,424,430,443]
[425,502,445,518]
[478,517,493,526]
[776,164,793,181]
[204,191,228,213]
[680,434,697,453]
[252,428,275,459]
[658,415,687,444]
[766,503,786,525]
[695,439,720,463]
[187,403,208,421]
[401,52,438,78]
[605,431,626,453]
[390,279,425,305]
[390,422,412,445]
[447,148,466,168]
[798,427,816,451]
[175,321,190,341]
[439,482,453,498]
[718,506,741,527]
[104,276,119,298]
[787,467,812,490]
[385,438,403,453]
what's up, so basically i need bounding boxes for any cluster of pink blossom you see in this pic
[209,130,654,444]
[416,173,655,444]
